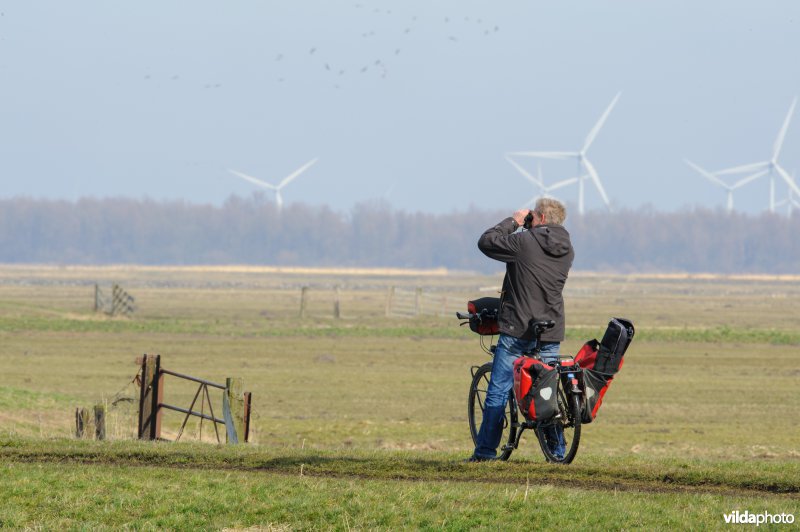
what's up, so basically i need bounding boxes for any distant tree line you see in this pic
[0,196,798,273]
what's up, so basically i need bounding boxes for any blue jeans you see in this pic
[473,334,560,459]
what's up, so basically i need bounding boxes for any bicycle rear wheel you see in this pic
[536,384,581,464]
[468,362,517,461]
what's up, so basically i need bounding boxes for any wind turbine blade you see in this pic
[772,97,797,161]
[547,176,580,192]
[228,169,276,190]
[277,158,318,190]
[731,169,768,189]
[582,158,611,207]
[508,151,578,160]
[774,164,800,197]
[275,190,283,210]
[505,155,542,186]
[713,161,769,176]
[505,156,541,186]
[582,92,621,153]
[685,160,730,189]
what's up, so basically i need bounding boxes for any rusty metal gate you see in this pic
[137,354,252,444]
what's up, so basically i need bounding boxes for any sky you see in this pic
[1,0,799,215]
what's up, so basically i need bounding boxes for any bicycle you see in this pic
[458,308,584,464]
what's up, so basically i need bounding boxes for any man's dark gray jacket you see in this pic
[478,217,574,343]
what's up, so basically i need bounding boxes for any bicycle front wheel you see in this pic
[468,362,517,461]
[536,385,581,464]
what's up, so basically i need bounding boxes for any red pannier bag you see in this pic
[466,297,500,336]
[513,357,558,421]
[575,318,635,423]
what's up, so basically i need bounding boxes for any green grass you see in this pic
[2,314,799,346]
[1,438,798,530]
[3,438,800,495]
[1,266,799,528]
[0,387,76,411]
[7,460,790,530]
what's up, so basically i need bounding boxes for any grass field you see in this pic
[1,265,799,528]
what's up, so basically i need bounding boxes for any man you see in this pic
[469,197,574,461]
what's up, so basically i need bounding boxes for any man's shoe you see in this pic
[465,454,498,463]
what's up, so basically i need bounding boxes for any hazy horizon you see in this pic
[1,1,799,215]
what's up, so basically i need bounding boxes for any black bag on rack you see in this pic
[575,318,635,423]
[466,297,500,336]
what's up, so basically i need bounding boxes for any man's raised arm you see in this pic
[477,210,529,263]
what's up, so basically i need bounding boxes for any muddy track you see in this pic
[2,451,798,500]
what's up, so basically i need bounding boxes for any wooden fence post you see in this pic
[299,286,309,318]
[414,287,422,316]
[223,377,245,444]
[111,284,119,316]
[94,403,106,441]
[137,354,163,440]
[385,286,395,317]
[75,407,89,438]
[93,284,99,312]
[243,392,252,443]
[333,285,341,319]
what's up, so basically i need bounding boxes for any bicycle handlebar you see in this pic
[456,308,497,321]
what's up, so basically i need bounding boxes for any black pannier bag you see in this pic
[467,297,500,335]
[594,318,635,375]
[575,318,635,424]
[581,368,610,424]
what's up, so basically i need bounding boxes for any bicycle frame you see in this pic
[462,313,586,462]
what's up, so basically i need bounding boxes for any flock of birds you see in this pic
[137,6,501,90]
[271,5,501,88]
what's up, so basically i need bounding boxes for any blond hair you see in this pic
[534,198,567,225]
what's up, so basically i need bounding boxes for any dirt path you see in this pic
[3,450,797,500]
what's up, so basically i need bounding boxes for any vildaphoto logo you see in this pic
[723,510,795,526]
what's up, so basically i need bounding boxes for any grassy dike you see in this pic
[1,437,799,529]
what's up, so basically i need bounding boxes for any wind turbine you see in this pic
[775,172,800,217]
[228,158,318,212]
[506,155,582,209]
[685,160,766,213]
[710,98,800,212]
[507,92,621,215]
